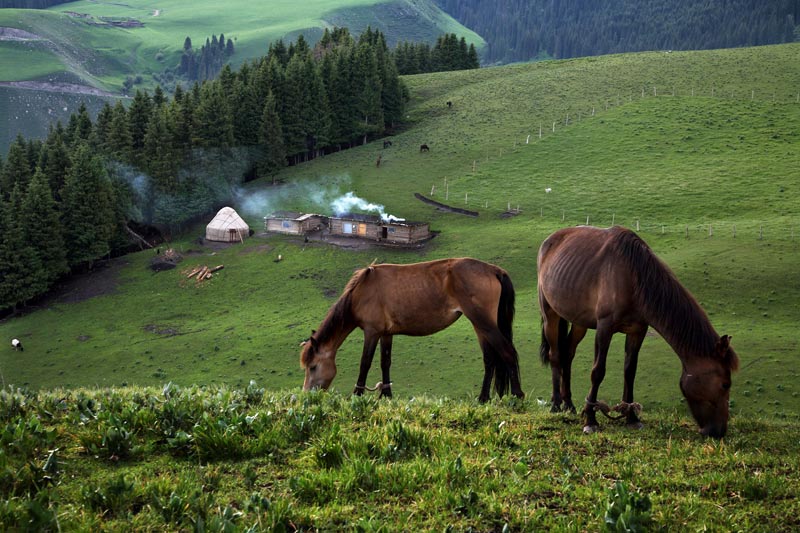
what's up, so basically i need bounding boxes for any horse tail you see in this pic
[493,272,519,397]
[497,272,515,343]
[539,317,569,366]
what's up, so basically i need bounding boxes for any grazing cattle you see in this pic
[383,140,392,148]
[300,258,523,402]
[11,338,23,351]
[545,187,552,193]
[447,101,453,108]
[420,144,430,152]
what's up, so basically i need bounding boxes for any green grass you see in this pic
[0,41,66,81]
[1,386,798,531]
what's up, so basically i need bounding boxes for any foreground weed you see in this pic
[603,481,652,532]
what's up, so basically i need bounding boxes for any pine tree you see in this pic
[258,90,286,180]
[128,90,153,159]
[22,168,68,285]
[107,101,132,162]
[39,125,71,200]
[194,81,234,148]
[354,43,384,144]
[0,184,46,310]
[61,144,116,268]
[0,135,33,198]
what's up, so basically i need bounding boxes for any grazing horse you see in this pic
[420,144,430,152]
[537,226,739,438]
[383,140,392,148]
[447,101,453,108]
[300,258,524,402]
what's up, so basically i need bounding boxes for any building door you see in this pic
[381,227,388,239]
[358,223,367,236]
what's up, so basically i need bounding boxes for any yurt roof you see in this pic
[207,207,249,230]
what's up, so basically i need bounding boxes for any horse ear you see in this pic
[716,335,731,353]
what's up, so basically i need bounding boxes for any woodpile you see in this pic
[184,264,224,283]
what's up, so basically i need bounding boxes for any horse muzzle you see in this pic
[700,423,727,439]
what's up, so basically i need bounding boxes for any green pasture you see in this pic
[1,45,799,425]
[1,387,798,530]
[0,41,65,81]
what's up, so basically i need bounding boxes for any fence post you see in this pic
[759,225,763,240]
[685,226,689,239]
[733,224,736,238]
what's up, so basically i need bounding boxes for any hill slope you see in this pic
[0,44,799,420]
[0,0,483,153]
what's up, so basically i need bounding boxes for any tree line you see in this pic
[0,27,406,313]
[435,0,799,64]
[393,33,480,75]
[176,34,236,82]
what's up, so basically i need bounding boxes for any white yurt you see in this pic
[205,207,250,242]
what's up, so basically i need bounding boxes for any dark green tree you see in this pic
[1,135,34,198]
[60,144,116,268]
[258,90,286,179]
[22,168,68,285]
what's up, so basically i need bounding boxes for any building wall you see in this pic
[266,219,302,234]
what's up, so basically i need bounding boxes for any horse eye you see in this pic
[722,382,731,390]
[309,365,317,372]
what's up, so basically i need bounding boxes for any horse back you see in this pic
[538,226,639,328]
[350,258,506,335]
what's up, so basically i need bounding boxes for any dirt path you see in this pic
[0,81,118,97]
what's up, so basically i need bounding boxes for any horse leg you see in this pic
[582,324,613,433]
[623,328,647,428]
[353,332,380,396]
[542,309,565,412]
[477,331,495,403]
[561,325,588,414]
[379,335,393,399]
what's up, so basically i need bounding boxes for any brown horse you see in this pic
[300,258,524,402]
[537,226,739,438]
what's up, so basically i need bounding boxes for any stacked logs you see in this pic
[185,264,224,283]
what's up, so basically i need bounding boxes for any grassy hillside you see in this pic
[1,44,799,424]
[0,0,483,153]
[0,387,798,530]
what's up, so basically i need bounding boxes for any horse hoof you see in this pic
[550,404,561,414]
[583,425,599,434]
[626,422,644,430]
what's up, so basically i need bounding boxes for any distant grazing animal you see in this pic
[11,338,23,351]
[545,187,552,193]
[300,258,523,402]
[419,144,430,152]
[537,226,738,438]
[383,140,392,148]
[376,153,382,167]
[447,101,452,108]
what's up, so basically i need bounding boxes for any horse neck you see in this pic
[639,274,718,360]
[314,295,358,358]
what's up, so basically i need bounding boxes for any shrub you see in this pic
[603,481,652,532]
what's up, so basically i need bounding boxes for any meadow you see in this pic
[0,0,482,154]
[0,43,799,530]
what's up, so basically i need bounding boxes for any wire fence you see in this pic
[425,85,799,242]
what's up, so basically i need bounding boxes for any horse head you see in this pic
[300,331,337,391]
[679,335,739,438]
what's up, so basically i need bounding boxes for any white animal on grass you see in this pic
[11,338,23,351]
[545,187,552,193]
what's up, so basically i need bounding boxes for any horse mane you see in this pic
[301,266,372,366]
[614,228,723,362]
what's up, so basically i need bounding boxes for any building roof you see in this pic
[333,213,427,227]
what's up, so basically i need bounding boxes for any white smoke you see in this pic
[331,192,405,222]
[233,175,405,223]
